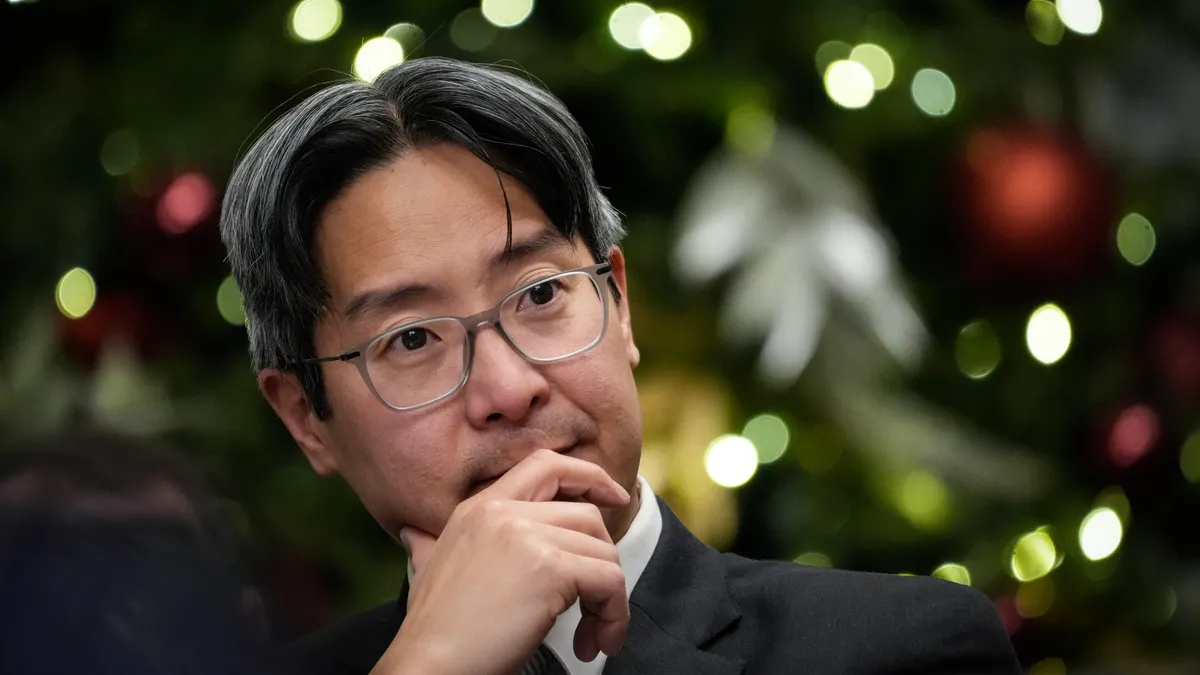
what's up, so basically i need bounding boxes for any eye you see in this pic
[393,327,434,351]
[522,280,558,307]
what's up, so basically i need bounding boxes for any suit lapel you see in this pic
[602,499,744,675]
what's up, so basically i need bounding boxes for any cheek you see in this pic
[324,373,468,527]
[555,341,642,440]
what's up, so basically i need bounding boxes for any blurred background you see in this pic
[2,0,1199,672]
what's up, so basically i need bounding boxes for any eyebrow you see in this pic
[341,283,439,325]
[491,227,575,269]
[340,228,575,325]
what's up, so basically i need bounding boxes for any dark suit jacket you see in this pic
[282,499,1021,674]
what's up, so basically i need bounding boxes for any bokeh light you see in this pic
[288,0,342,43]
[932,563,971,586]
[353,37,405,82]
[1180,431,1200,483]
[1030,658,1067,675]
[1010,529,1057,582]
[1094,486,1131,523]
[956,319,1001,379]
[1108,404,1159,468]
[481,0,534,28]
[1116,212,1155,266]
[849,43,895,90]
[725,102,775,156]
[814,40,852,76]
[895,469,950,530]
[824,60,875,109]
[609,3,655,50]
[1057,0,1103,35]
[640,12,692,61]
[911,68,956,116]
[1079,507,1122,561]
[743,414,789,464]
[794,552,832,567]
[1025,303,1071,365]
[156,172,216,235]
[100,129,139,176]
[56,267,96,319]
[384,23,426,54]
[217,275,246,326]
[704,434,759,488]
[451,8,498,52]
[1026,0,1065,45]
[1016,577,1056,618]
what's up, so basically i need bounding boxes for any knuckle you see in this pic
[530,543,562,573]
[472,498,508,525]
[603,562,627,593]
[602,543,621,564]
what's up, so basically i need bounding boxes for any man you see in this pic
[220,56,1021,675]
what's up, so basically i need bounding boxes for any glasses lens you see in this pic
[501,271,605,361]
[365,318,468,409]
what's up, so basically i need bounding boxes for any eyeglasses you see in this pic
[302,262,613,412]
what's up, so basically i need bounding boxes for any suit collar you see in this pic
[602,497,743,675]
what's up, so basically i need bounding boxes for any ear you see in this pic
[605,247,640,369]
[258,368,340,476]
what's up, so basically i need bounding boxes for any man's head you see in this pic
[0,430,268,675]
[220,57,643,541]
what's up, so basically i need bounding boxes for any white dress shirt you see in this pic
[405,476,664,675]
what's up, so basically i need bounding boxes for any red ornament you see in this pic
[156,172,217,235]
[1107,403,1160,468]
[953,124,1117,292]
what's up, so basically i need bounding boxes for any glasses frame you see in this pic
[300,262,614,412]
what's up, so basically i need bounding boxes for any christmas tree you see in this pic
[1,0,1197,670]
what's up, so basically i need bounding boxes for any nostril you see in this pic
[486,412,503,422]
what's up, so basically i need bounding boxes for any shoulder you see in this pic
[279,601,401,675]
[722,555,1021,673]
[725,552,986,612]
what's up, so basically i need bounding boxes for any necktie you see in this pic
[520,644,567,675]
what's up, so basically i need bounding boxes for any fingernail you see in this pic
[398,527,412,553]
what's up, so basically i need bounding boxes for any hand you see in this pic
[373,450,632,675]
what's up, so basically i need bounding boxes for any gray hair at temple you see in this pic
[219,57,624,420]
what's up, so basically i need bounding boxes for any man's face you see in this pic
[262,144,643,541]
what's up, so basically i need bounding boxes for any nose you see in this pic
[462,325,550,427]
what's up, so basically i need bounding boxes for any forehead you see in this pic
[315,144,573,299]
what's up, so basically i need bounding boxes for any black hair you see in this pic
[0,428,232,551]
[220,57,624,419]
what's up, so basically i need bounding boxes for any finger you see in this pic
[504,500,614,545]
[574,615,599,663]
[564,556,629,659]
[400,526,438,575]
[489,449,630,506]
[526,521,620,564]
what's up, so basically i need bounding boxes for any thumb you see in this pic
[399,526,437,574]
